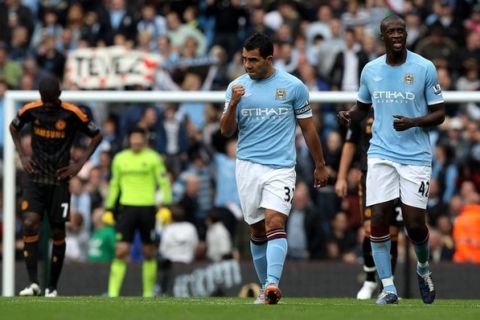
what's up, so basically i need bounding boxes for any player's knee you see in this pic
[115,243,130,259]
[405,223,428,242]
[249,221,266,239]
[142,245,156,259]
[23,218,40,235]
[51,228,66,241]
[265,214,286,232]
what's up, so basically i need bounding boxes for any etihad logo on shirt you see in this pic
[373,91,415,103]
[241,107,290,119]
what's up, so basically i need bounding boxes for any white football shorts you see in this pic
[366,158,432,209]
[236,159,296,225]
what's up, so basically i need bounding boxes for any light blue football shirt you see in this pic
[225,69,311,168]
[357,50,444,166]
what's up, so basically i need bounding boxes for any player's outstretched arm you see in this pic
[220,84,244,137]
[393,103,445,131]
[297,117,328,188]
[337,102,371,127]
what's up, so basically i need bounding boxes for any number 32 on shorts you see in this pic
[418,181,430,197]
[284,186,295,203]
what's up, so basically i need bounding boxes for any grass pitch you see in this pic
[0,297,479,320]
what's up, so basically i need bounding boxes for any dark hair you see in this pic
[208,207,222,223]
[244,32,273,58]
[170,204,186,222]
[39,76,61,103]
[380,14,405,34]
[127,126,147,137]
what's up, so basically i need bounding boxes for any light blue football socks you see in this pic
[371,236,397,294]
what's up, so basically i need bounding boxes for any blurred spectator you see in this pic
[0,0,34,44]
[137,106,162,151]
[274,40,300,73]
[432,143,459,205]
[22,56,51,89]
[202,45,231,91]
[330,28,369,91]
[157,104,188,177]
[430,215,454,262]
[176,173,200,226]
[70,176,92,234]
[166,11,206,57]
[246,6,275,38]
[425,0,465,47]
[206,0,250,59]
[313,17,344,80]
[287,181,328,260]
[437,66,458,117]
[96,0,137,45]
[205,208,233,262]
[427,179,450,227]
[404,11,424,50]
[31,8,64,50]
[87,208,116,263]
[64,3,85,50]
[213,138,241,239]
[453,32,480,78]
[306,4,333,46]
[80,10,103,47]
[8,25,31,62]
[341,0,370,29]
[178,73,208,131]
[137,3,167,49]
[18,73,35,91]
[464,4,480,34]
[453,187,480,263]
[326,211,358,263]
[0,43,22,88]
[35,35,66,80]
[176,145,214,239]
[314,130,342,222]
[84,166,107,211]
[65,212,89,263]
[415,25,456,68]
[159,204,199,264]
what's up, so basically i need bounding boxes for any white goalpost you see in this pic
[2,90,479,296]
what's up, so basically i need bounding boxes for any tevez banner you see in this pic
[64,46,161,89]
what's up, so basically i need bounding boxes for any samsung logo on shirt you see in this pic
[241,107,290,118]
[373,91,415,101]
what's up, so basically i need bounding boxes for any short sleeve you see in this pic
[357,68,372,104]
[424,61,444,106]
[11,101,39,130]
[294,82,312,119]
[77,115,100,137]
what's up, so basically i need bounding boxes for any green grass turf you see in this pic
[0,297,479,320]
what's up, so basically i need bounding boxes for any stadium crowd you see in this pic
[1,0,480,272]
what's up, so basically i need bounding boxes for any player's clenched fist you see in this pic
[231,84,245,104]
